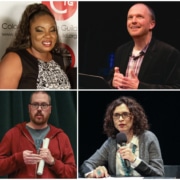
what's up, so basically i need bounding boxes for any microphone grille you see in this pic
[116,132,127,145]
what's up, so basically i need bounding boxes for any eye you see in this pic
[113,113,120,117]
[122,112,129,116]
[35,28,43,32]
[50,28,57,32]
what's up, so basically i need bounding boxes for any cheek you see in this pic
[128,121,133,128]
[113,121,118,128]
[31,34,43,42]
[51,33,57,41]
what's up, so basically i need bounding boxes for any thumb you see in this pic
[114,67,120,73]
[130,70,136,78]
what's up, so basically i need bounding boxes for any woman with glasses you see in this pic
[79,96,164,178]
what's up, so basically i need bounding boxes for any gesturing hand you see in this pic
[23,150,42,164]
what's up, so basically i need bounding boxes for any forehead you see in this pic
[30,14,56,26]
[114,103,129,112]
[128,4,150,16]
[31,93,50,102]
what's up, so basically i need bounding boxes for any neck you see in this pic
[26,122,48,130]
[124,131,133,143]
[133,34,152,50]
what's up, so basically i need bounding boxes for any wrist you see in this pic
[49,158,55,166]
[131,157,136,163]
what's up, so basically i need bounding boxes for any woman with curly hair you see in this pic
[0,3,71,89]
[79,96,164,177]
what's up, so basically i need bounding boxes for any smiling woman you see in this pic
[0,3,71,89]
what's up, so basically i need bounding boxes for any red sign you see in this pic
[42,1,77,21]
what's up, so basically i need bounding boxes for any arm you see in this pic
[49,133,77,178]
[138,46,180,89]
[0,131,25,176]
[79,139,114,178]
[0,52,22,89]
[135,132,164,177]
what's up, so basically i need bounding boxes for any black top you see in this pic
[14,49,70,89]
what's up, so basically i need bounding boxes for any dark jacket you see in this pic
[108,38,180,89]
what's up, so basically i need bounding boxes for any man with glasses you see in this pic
[0,91,76,178]
[79,96,164,178]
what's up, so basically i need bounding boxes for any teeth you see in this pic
[43,42,51,45]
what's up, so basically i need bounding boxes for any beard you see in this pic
[30,112,50,126]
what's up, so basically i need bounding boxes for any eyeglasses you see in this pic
[113,112,131,120]
[30,103,50,110]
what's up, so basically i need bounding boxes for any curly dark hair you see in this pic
[5,3,61,54]
[103,96,149,138]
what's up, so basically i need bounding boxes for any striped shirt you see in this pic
[125,44,149,78]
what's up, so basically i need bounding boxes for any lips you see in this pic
[130,26,140,31]
[119,124,125,128]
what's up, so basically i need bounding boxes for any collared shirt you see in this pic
[125,44,149,78]
[116,135,141,177]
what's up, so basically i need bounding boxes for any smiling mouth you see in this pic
[42,41,52,46]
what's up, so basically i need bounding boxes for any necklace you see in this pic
[120,144,136,176]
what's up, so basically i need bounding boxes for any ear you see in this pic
[149,20,155,30]
[49,105,52,114]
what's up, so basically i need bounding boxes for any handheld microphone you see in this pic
[37,138,50,175]
[116,132,130,168]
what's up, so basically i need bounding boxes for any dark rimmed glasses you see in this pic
[30,103,50,110]
[113,112,132,120]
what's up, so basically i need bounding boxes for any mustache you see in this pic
[35,112,43,116]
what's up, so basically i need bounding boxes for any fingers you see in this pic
[114,67,120,73]
[118,147,135,162]
[94,166,109,178]
[23,150,41,164]
[39,148,54,165]
[112,67,125,88]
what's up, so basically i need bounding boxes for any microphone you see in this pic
[116,132,130,168]
[37,138,50,175]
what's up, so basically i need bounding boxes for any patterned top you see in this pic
[37,59,71,89]
[126,43,149,78]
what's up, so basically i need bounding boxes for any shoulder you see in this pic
[0,51,22,69]
[4,122,23,136]
[1,51,21,63]
[139,130,159,142]
[52,53,65,68]
[103,137,116,147]
[151,38,180,53]
[116,41,133,51]
[0,51,22,88]
[49,124,70,138]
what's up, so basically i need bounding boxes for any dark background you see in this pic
[79,1,180,79]
[78,91,180,167]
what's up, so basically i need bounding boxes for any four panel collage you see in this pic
[0,1,180,179]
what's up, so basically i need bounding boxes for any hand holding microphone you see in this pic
[116,132,136,168]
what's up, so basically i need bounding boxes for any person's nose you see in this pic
[44,31,51,38]
[118,115,123,121]
[131,16,137,23]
